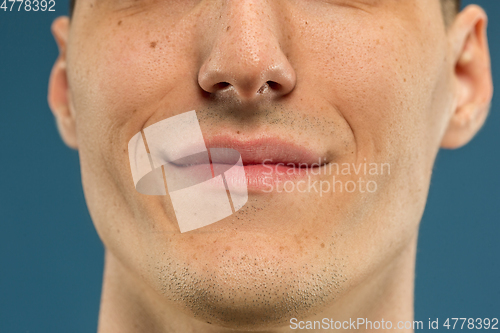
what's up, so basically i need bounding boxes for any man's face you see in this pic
[63,0,456,328]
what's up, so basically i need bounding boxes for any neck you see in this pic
[97,235,417,333]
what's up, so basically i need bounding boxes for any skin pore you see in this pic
[48,0,492,332]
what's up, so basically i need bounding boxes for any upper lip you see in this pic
[203,135,327,167]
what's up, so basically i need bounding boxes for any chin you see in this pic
[166,285,335,330]
[153,242,347,330]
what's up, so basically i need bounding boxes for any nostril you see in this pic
[267,81,281,90]
[257,81,280,94]
[214,82,231,90]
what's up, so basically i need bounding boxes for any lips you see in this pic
[202,136,328,191]
[164,134,328,192]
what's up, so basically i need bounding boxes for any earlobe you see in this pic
[441,5,493,149]
[48,16,78,149]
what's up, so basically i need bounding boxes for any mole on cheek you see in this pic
[150,41,157,49]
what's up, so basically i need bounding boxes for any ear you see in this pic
[441,5,493,149]
[48,16,78,149]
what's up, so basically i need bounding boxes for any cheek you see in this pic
[69,15,200,134]
[74,26,173,115]
[68,16,201,186]
[299,20,443,163]
[292,18,447,239]
[66,18,194,240]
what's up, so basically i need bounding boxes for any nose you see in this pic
[198,0,296,102]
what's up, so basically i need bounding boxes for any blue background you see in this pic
[0,1,498,331]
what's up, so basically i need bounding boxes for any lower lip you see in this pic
[167,163,316,193]
[241,164,310,191]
